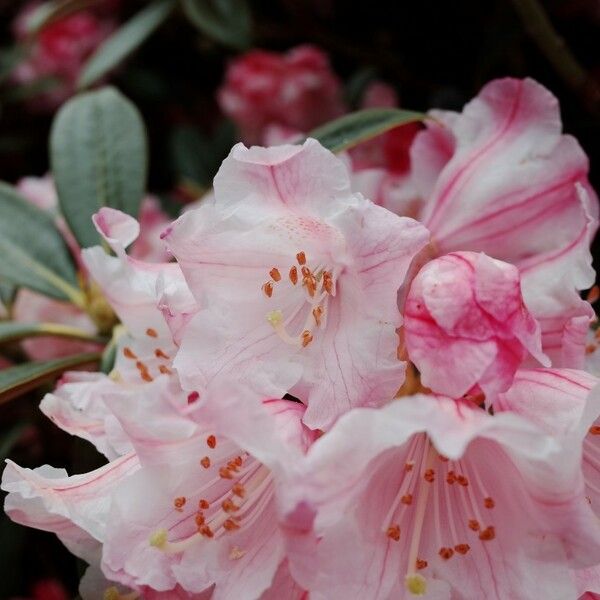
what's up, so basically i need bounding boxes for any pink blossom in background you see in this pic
[9,177,171,361]
[218,45,345,144]
[404,251,549,401]
[165,138,429,429]
[12,2,116,109]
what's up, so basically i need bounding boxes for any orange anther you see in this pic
[173,496,186,510]
[454,543,470,555]
[159,365,172,375]
[416,559,428,570]
[199,525,214,538]
[301,330,313,348]
[198,499,209,510]
[438,455,449,462]
[262,282,273,298]
[401,494,413,505]
[484,497,495,509]
[155,348,170,360]
[479,526,495,541]
[200,456,211,469]
[187,391,199,404]
[386,524,400,541]
[296,251,306,266]
[222,499,239,513]
[301,266,311,278]
[232,456,243,467]
[424,469,435,483]
[322,272,333,294]
[146,328,158,338]
[223,518,240,531]
[456,475,469,487]
[219,467,233,479]
[405,462,414,472]
[140,371,153,383]
[446,471,456,485]
[232,483,246,498]
[312,306,323,327]
[270,268,281,282]
[289,266,298,285]
[227,460,240,472]
[590,425,600,435]
[123,347,137,359]
[206,435,217,449]
[195,512,205,527]
[439,547,454,560]
[587,286,600,303]
[468,519,480,531]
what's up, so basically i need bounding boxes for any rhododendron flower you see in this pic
[404,250,549,400]
[406,78,598,368]
[12,2,116,109]
[10,178,170,360]
[278,391,600,599]
[165,139,430,428]
[218,45,345,144]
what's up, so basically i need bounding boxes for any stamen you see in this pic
[289,266,298,285]
[200,456,211,469]
[423,469,435,483]
[478,526,495,541]
[401,494,413,505]
[468,519,480,531]
[301,330,313,348]
[484,497,495,509]
[439,547,454,560]
[230,546,246,560]
[262,282,274,298]
[198,499,210,510]
[222,499,240,513]
[146,328,158,338]
[123,347,137,359]
[269,268,281,282]
[223,518,240,531]
[322,271,333,295]
[454,543,470,555]
[386,524,401,541]
[416,559,427,570]
[589,426,600,435]
[173,497,186,511]
[159,365,172,375]
[312,306,323,326]
[219,467,234,479]
[155,348,170,360]
[296,251,306,266]
[187,391,199,404]
[232,483,246,498]
[207,435,217,449]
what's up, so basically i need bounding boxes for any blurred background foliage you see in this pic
[0,0,598,597]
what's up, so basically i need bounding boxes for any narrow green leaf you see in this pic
[0,281,17,308]
[0,183,82,303]
[307,108,426,153]
[50,86,148,248]
[0,321,106,345]
[77,0,176,90]
[0,352,101,404]
[181,0,252,50]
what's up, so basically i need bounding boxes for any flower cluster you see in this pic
[4,77,600,600]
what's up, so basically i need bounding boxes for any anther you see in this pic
[223,518,240,531]
[195,512,205,527]
[289,266,298,285]
[322,271,333,294]
[146,328,158,338]
[200,457,211,469]
[198,499,209,510]
[232,483,246,498]
[479,526,495,541]
[269,268,281,282]
[386,524,401,541]
[301,330,313,348]
[206,435,217,449]
[200,525,214,538]
[484,497,495,509]
[230,546,246,560]
[173,497,186,511]
[468,519,480,531]
[262,282,273,298]
[446,471,456,485]
[123,347,137,359]
[416,559,427,570]
[155,348,170,359]
[587,286,600,303]
[401,494,413,505]
[222,499,240,513]
[187,391,199,404]
[438,547,454,560]
[456,475,468,487]
[454,544,470,555]
[405,461,414,472]
[159,365,172,375]
[312,306,323,327]
[219,467,233,479]
[296,251,306,266]
[589,425,600,435]
[423,469,435,483]
[140,371,153,383]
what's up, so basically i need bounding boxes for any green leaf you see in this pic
[77,0,176,90]
[0,352,101,405]
[50,86,148,248]
[307,108,426,153]
[0,183,83,304]
[181,0,252,50]
[0,281,17,308]
[0,321,106,345]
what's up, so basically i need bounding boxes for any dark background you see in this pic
[0,0,598,597]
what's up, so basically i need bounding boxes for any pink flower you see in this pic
[278,390,600,599]
[10,178,171,360]
[164,139,430,428]
[404,250,549,400]
[407,78,598,368]
[12,3,116,109]
[218,45,345,144]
